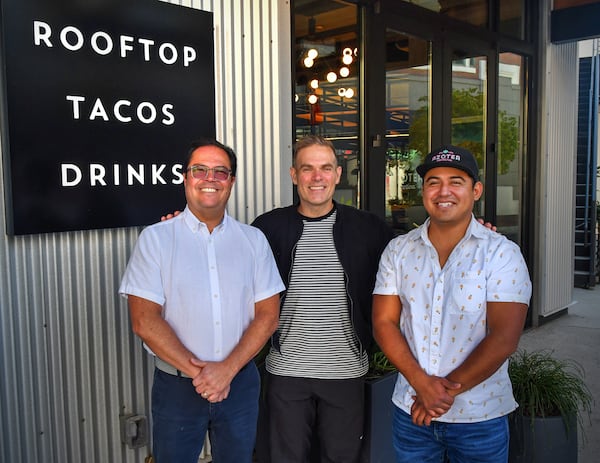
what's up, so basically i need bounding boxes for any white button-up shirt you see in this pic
[119,207,285,362]
[374,216,531,422]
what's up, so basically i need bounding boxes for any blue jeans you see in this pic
[152,362,259,463]
[392,407,509,463]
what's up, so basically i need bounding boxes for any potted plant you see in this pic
[508,349,593,463]
[388,197,406,229]
[360,348,398,463]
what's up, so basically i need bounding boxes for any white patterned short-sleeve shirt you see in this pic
[373,215,531,423]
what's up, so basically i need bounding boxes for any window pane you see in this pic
[406,0,488,28]
[294,1,359,207]
[554,0,598,10]
[451,52,487,218]
[497,53,526,244]
[500,0,525,39]
[385,29,431,234]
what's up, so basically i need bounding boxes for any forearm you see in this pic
[374,319,426,387]
[445,302,527,396]
[373,294,460,423]
[375,316,458,422]
[221,315,277,375]
[130,302,201,377]
[220,294,279,376]
[445,335,516,396]
[373,295,428,388]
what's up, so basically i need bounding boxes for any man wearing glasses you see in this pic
[119,139,284,463]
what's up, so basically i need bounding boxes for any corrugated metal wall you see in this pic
[0,1,292,462]
[538,41,579,317]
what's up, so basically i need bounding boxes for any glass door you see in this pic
[496,52,527,244]
[380,32,493,234]
[448,47,528,245]
[293,1,360,208]
[383,29,431,233]
[450,49,488,220]
[364,2,529,244]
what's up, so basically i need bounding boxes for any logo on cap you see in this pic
[431,149,461,163]
[416,145,479,181]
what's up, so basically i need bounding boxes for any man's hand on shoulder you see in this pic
[161,210,182,221]
[477,218,497,232]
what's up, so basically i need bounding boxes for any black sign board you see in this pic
[0,0,215,234]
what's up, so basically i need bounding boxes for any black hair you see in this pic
[184,138,237,177]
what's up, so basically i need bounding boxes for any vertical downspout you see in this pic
[592,39,599,282]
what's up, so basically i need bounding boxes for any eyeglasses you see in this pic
[187,164,232,181]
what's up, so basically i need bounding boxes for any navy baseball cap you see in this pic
[416,145,480,182]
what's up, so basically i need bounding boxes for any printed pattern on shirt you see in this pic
[266,210,368,379]
[373,217,532,423]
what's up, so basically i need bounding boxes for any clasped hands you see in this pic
[410,375,461,426]
[189,357,234,403]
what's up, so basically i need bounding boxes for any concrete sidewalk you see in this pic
[517,286,600,463]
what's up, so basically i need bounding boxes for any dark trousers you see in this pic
[151,362,259,463]
[267,373,365,463]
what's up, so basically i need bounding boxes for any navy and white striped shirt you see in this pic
[266,210,369,379]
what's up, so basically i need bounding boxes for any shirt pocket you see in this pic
[451,271,486,314]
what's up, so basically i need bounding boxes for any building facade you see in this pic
[0,0,598,461]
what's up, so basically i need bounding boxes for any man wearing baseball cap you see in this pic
[416,145,480,181]
[372,145,531,462]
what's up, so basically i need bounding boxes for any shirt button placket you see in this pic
[207,236,223,358]
[430,275,444,373]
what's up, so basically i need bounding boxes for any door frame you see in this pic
[362,0,500,223]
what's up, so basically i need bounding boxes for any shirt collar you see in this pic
[466,214,488,240]
[419,214,483,244]
[182,206,229,233]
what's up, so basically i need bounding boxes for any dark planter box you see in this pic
[360,371,397,463]
[509,413,578,463]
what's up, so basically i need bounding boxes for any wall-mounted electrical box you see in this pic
[120,414,148,449]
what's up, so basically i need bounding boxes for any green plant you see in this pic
[254,343,270,368]
[408,90,519,175]
[367,349,397,379]
[508,350,593,432]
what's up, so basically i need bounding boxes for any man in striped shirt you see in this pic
[252,136,394,462]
